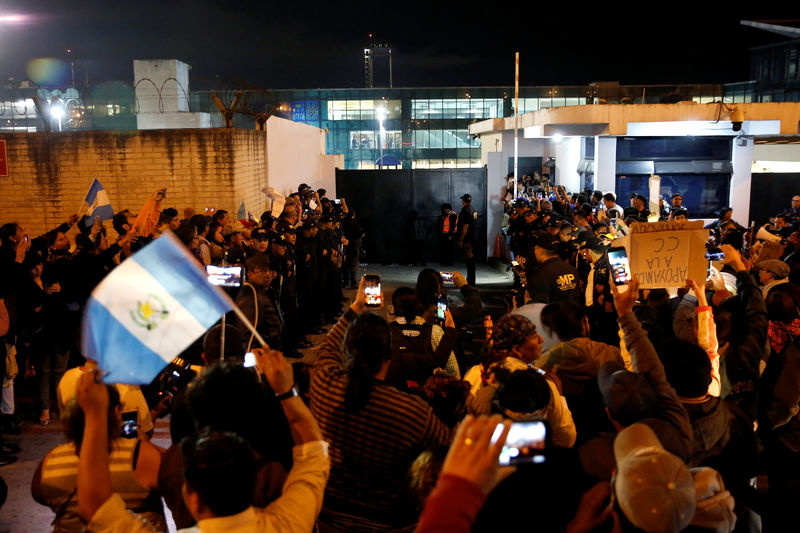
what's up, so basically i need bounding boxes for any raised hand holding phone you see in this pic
[441,415,513,494]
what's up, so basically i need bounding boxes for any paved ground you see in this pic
[0,262,512,532]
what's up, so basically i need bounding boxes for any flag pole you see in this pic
[75,178,97,221]
[220,314,226,360]
[513,52,520,201]
[229,300,269,348]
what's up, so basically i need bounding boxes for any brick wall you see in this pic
[0,128,267,239]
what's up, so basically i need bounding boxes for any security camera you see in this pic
[730,108,744,132]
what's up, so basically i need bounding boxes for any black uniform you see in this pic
[527,257,581,304]
[458,203,477,286]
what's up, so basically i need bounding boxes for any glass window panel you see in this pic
[414,130,429,148]
[442,99,458,118]
[428,130,443,148]
[349,130,376,149]
[442,129,456,148]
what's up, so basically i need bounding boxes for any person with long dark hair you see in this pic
[309,277,452,531]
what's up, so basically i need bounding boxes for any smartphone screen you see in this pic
[609,218,618,228]
[121,411,138,439]
[608,247,632,286]
[436,295,447,321]
[440,271,454,283]
[206,265,244,287]
[244,352,256,368]
[705,247,725,261]
[492,420,547,465]
[364,274,382,307]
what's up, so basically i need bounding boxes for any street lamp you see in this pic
[376,106,386,169]
[50,105,64,132]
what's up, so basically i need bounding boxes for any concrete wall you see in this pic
[595,136,617,194]
[0,129,267,238]
[553,136,582,191]
[137,113,212,130]
[265,116,341,201]
[133,59,211,130]
[753,144,800,162]
[486,151,505,257]
[472,102,800,137]
[133,59,191,113]
[731,138,755,225]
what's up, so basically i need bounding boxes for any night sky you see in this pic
[0,1,792,90]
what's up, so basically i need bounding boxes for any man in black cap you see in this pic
[527,234,581,304]
[235,253,292,356]
[250,228,270,255]
[458,194,478,286]
[578,233,617,346]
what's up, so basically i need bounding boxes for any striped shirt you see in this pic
[310,309,453,529]
[33,439,164,533]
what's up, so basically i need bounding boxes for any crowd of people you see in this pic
[0,176,799,532]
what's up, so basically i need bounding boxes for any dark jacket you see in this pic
[720,270,768,421]
[527,257,581,304]
[760,334,800,452]
[578,312,693,479]
[235,284,284,350]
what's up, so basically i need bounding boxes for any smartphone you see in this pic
[244,352,256,368]
[440,271,454,283]
[364,274,382,307]
[511,260,520,267]
[436,295,448,322]
[23,234,29,243]
[492,420,547,465]
[609,218,618,229]
[206,265,244,287]
[537,192,543,200]
[607,247,632,286]
[121,411,138,439]
[333,199,342,205]
[705,247,725,261]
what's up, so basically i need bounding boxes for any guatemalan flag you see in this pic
[81,178,115,226]
[81,232,233,384]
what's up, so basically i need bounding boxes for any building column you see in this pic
[595,136,617,194]
[730,137,754,225]
[553,136,581,192]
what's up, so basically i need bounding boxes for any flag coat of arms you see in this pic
[81,178,115,226]
[81,232,233,384]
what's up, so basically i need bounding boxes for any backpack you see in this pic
[387,322,457,390]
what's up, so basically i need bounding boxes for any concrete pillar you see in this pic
[730,137,754,225]
[486,151,505,257]
[595,136,617,194]
[554,136,581,192]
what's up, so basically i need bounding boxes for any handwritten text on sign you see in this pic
[625,221,707,288]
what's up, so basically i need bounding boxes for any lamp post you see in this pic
[50,104,64,132]
[376,106,386,169]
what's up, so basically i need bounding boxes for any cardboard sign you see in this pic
[0,140,8,177]
[615,220,708,288]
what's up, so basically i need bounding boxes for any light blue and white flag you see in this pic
[81,232,234,384]
[81,178,115,226]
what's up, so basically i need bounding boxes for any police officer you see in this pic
[526,235,581,304]
[458,194,478,286]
